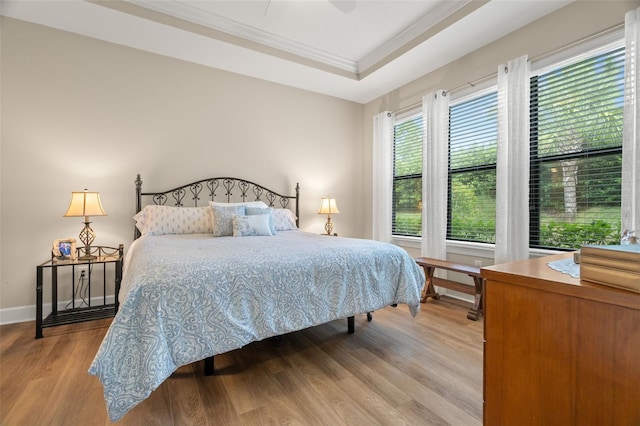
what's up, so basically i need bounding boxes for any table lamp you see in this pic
[64,189,107,259]
[318,197,339,235]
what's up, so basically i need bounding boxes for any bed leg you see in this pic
[347,316,355,334]
[204,356,215,376]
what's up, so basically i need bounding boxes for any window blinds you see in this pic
[448,91,498,243]
[392,114,423,236]
[529,46,624,249]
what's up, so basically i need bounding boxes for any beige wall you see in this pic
[0,18,363,316]
[362,0,639,256]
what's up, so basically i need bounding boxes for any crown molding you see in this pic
[127,0,360,74]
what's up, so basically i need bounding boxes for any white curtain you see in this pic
[623,8,640,234]
[421,91,449,260]
[495,56,530,264]
[372,111,394,242]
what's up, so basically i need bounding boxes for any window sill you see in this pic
[392,236,562,260]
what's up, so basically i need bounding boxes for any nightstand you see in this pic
[35,244,123,338]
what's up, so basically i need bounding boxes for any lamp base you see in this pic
[78,221,97,260]
[324,217,334,236]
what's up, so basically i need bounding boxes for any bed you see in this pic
[88,175,425,422]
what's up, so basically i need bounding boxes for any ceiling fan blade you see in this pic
[328,0,357,14]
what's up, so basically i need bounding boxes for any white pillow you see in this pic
[232,214,273,236]
[272,208,298,231]
[210,205,245,237]
[208,201,268,208]
[133,205,212,236]
[245,207,276,234]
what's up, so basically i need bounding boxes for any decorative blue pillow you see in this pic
[245,207,276,235]
[210,205,245,237]
[232,214,273,237]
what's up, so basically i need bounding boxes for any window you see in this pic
[530,46,624,249]
[392,113,423,236]
[448,91,498,243]
[389,42,624,252]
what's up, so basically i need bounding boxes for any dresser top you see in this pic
[481,252,640,310]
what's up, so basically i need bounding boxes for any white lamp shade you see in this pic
[64,191,107,217]
[318,197,340,215]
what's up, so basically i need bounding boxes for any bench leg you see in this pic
[420,266,439,303]
[466,276,484,321]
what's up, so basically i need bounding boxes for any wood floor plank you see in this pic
[0,321,29,353]
[121,377,175,425]
[2,375,59,425]
[167,364,209,426]
[280,330,354,382]
[315,337,415,409]
[192,361,243,426]
[0,296,483,425]
[349,311,482,419]
[396,398,450,425]
[221,350,291,416]
[336,375,419,426]
[271,367,351,425]
[238,399,317,426]
[277,340,381,425]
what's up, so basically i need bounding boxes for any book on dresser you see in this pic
[580,244,640,293]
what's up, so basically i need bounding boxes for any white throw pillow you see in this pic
[245,207,276,234]
[232,214,273,237]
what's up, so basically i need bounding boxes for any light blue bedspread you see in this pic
[88,231,424,421]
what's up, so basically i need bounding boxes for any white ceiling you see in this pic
[2,0,574,103]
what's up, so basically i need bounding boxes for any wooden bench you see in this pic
[414,257,484,321]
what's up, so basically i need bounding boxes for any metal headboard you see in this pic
[134,174,300,239]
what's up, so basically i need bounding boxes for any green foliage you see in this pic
[449,172,496,242]
[393,116,422,176]
[450,217,496,243]
[393,177,421,218]
[394,211,421,236]
[539,220,620,249]
[538,155,622,211]
[393,115,423,234]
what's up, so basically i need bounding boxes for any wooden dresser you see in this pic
[481,253,640,425]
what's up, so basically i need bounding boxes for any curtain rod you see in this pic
[393,72,493,115]
[392,22,625,116]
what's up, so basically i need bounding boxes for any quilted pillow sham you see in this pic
[272,208,298,231]
[133,205,212,236]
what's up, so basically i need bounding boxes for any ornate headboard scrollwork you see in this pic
[134,174,300,239]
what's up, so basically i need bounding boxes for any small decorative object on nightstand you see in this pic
[319,196,339,236]
[35,244,123,338]
[64,189,107,260]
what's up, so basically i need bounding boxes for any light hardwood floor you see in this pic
[0,298,483,425]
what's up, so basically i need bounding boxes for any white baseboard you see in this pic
[0,305,36,325]
[0,295,116,325]
[439,288,475,304]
